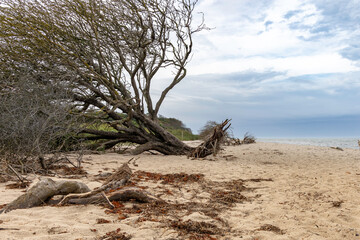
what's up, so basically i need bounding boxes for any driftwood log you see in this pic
[0,178,90,214]
[189,119,231,158]
[0,163,160,214]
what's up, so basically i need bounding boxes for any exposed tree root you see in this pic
[189,119,231,158]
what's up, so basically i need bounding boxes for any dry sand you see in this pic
[0,142,360,240]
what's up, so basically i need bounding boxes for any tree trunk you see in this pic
[130,139,192,155]
[81,117,231,157]
[80,110,194,155]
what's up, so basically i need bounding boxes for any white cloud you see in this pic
[189,53,358,77]
[190,0,360,77]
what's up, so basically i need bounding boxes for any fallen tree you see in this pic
[0,0,209,155]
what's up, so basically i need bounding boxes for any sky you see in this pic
[157,0,360,138]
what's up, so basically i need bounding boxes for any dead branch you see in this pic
[7,164,26,183]
[242,132,256,144]
[66,187,160,205]
[59,163,132,205]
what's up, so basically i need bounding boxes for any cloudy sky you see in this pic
[159,0,360,138]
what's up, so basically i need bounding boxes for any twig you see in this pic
[7,165,25,183]
[146,151,158,155]
[64,157,78,168]
[127,157,139,167]
[330,147,344,151]
[76,152,84,168]
[127,157,135,164]
[46,155,66,168]
[101,191,114,209]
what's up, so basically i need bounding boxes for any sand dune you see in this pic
[1,142,359,239]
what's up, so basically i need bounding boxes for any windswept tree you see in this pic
[0,0,211,155]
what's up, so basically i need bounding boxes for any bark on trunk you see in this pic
[80,113,193,155]
[131,141,192,155]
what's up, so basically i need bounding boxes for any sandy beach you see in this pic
[0,142,359,240]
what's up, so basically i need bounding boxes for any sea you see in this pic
[257,138,360,149]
